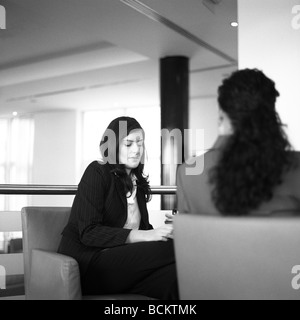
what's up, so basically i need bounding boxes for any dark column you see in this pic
[160,56,189,210]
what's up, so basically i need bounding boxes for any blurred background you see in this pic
[1,0,299,298]
[0,0,239,213]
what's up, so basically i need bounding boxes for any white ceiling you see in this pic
[0,0,238,116]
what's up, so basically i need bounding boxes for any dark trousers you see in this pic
[82,240,179,300]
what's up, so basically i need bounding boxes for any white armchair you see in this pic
[21,207,153,300]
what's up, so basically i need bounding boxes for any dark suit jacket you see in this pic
[177,136,300,216]
[58,161,153,276]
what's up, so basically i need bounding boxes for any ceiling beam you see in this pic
[119,0,236,64]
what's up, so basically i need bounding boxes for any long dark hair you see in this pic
[100,116,151,202]
[209,69,295,215]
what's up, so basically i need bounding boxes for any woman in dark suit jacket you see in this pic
[177,69,300,216]
[58,117,178,300]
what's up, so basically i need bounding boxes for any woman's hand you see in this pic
[164,210,178,224]
[126,225,174,244]
[164,212,175,224]
[145,225,174,242]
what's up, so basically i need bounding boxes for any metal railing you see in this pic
[0,184,177,195]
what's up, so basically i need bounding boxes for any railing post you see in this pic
[0,184,177,195]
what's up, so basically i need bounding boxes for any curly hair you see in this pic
[209,69,295,215]
[100,116,151,202]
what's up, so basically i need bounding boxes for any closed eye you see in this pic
[125,143,132,147]
[124,140,144,147]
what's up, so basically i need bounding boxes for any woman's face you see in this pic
[119,129,144,173]
[218,109,233,136]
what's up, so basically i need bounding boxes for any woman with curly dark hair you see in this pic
[177,69,300,216]
[58,117,178,300]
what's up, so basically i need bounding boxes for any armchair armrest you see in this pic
[28,249,82,300]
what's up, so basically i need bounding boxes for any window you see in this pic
[0,116,34,211]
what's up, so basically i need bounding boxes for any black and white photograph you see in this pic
[0,0,300,306]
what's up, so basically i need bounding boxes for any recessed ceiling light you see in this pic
[231,22,239,27]
[12,111,18,116]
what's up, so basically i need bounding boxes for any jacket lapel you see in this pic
[114,175,127,209]
[137,189,150,230]
[113,174,150,229]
